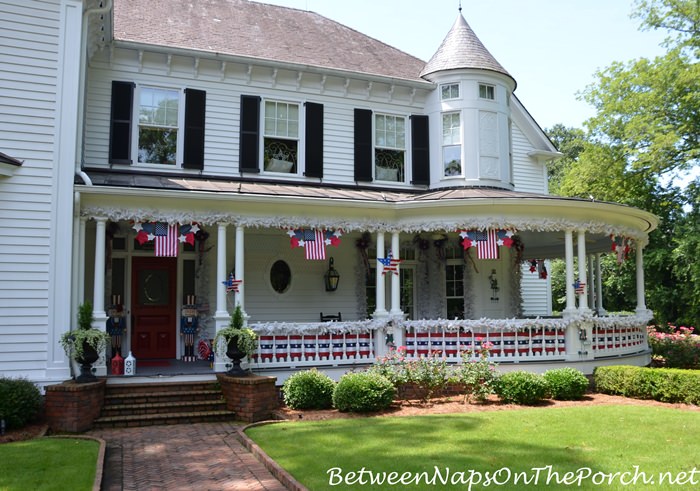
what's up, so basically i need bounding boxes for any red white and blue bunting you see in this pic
[132,221,199,257]
[459,229,516,259]
[287,228,342,260]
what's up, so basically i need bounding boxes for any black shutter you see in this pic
[411,115,430,185]
[109,81,134,165]
[239,95,261,173]
[304,102,324,178]
[354,108,373,182]
[182,89,206,170]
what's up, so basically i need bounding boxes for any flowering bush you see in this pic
[368,347,451,401]
[454,343,498,403]
[369,345,411,386]
[647,324,700,369]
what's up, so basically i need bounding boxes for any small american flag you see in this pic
[476,229,499,260]
[574,280,586,295]
[303,229,326,260]
[223,273,242,293]
[377,252,402,275]
[154,222,178,257]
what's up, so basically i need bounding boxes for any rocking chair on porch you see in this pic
[320,312,342,322]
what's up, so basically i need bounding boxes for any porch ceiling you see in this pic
[78,171,658,247]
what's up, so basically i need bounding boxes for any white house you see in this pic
[0,0,657,387]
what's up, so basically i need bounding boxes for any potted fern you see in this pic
[213,305,257,376]
[59,302,110,383]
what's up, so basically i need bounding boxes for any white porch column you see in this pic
[577,230,590,312]
[635,241,648,314]
[374,232,388,317]
[235,225,245,312]
[389,232,402,316]
[214,223,230,372]
[91,217,108,375]
[389,232,405,349]
[563,230,576,315]
[587,254,595,311]
[595,253,606,315]
[78,217,87,304]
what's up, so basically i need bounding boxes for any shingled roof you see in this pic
[113,0,427,82]
[420,13,515,86]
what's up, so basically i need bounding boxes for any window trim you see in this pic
[440,82,461,101]
[131,84,185,168]
[261,98,304,176]
[373,112,408,183]
[442,111,463,179]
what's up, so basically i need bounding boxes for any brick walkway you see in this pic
[90,422,289,490]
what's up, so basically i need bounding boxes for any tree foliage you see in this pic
[547,0,700,327]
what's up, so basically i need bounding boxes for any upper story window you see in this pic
[137,87,180,165]
[479,83,495,100]
[109,81,206,170]
[263,100,299,174]
[440,83,460,100]
[442,112,462,177]
[374,113,406,182]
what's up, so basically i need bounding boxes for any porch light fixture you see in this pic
[324,257,340,292]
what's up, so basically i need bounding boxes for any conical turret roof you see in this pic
[421,13,515,86]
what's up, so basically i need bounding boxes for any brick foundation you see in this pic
[217,373,278,422]
[397,381,467,400]
[45,379,106,433]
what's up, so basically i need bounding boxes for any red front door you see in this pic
[131,257,177,359]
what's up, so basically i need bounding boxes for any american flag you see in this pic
[377,252,402,275]
[574,280,586,295]
[475,229,499,260]
[303,229,326,260]
[154,222,178,257]
[223,272,242,293]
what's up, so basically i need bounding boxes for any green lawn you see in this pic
[247,406,700,491]
[0,438,99,491]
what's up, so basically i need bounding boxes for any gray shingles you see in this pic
[113,0,426,82]
[420,13,515,85]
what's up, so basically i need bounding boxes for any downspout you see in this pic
[76,0,113,186]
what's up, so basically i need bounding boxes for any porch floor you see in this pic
[109,359,214,378]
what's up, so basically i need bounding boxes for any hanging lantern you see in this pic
[324,257,340,292]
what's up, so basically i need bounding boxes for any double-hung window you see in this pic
[374,113,406,182]
[137,87,180,165]
[440,83,460,100]
[263,100,299,174]
[479,83,495,100]
[442,112,462,177]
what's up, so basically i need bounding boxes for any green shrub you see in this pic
[0,377,42,430]
[455,346,498,402]
[495,370,549,405]
[282,369,335,410]
[543,367,589,400]
[333,372,396,412]
[595,365,700,405]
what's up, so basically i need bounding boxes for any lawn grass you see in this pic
[247,406,700,490]
[0,438,99,491]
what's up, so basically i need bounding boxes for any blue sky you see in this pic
[261,0,667,130]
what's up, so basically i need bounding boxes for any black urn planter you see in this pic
[75,341,99,383]
[225,336,249,377]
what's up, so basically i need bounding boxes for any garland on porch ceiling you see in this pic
[245,312,653,335]
[81,207,649,242]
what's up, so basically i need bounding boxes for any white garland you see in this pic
[81,207,650,242]
[246,312,652,336]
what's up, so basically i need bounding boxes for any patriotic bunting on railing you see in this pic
[459,229,516,259]
[132,222,200,257]
[287,229,342,260]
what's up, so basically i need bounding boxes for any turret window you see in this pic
[442,112,462,177]
[479,83,495,100]
[440,83,460,100]
[374,113,406,182]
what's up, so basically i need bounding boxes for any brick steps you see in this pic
[93,380,236,428]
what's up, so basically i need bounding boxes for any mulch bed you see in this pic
[0,421,48,444]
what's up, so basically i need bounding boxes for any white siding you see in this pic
[0,0,74,384]
[83,48,426,186]
[520,263,552,316]
[511,123,547,194]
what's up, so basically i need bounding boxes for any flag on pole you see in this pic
[154,222,179,257]
[303,229,326,260]
[475,229,499,260]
